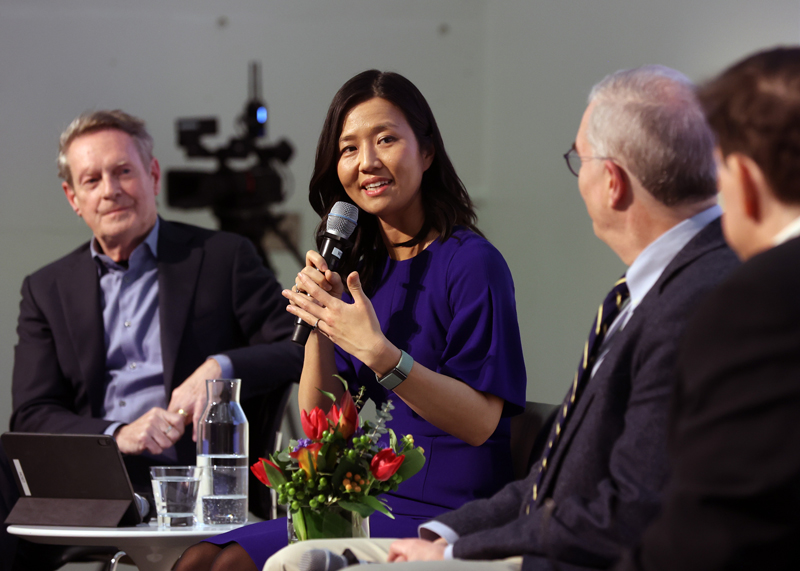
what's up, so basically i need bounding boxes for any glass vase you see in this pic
[287,505,370,543]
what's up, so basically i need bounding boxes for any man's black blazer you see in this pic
[435,219,740,571]
[616,235,800,571]
[10,219,303,465]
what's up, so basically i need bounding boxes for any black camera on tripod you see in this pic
[166,62,302,270]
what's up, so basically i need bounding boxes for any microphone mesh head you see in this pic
[299,549,348,571]
[326,201,359,240]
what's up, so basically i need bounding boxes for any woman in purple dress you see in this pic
[173,70,526,571]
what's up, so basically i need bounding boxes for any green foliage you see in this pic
[360,494,393,518]
[333,374,349,393]
[291,508,307,541]
[303,508,354,539]
[331,458,362,490]
[352,385,368,411]
[317,388,337,403]
[395,447,426,481]
[263,461,287,488]
[364,400,394,445]
[253,393,425,537]
[338,500,375,517]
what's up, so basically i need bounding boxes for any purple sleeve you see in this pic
[438,240,526,414]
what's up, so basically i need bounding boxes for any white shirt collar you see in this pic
[625,204,722,310]
[590,205,722,377]
[773,215,800,246]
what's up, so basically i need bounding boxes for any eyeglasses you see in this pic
[563,144,613,177]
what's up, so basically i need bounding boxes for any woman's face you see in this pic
[337,97,433,229]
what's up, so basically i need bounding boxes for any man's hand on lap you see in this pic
[114,407,186,455]
[167,358,223,441]
[387,539,447,562]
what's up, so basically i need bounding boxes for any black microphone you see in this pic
[299,548,371,571]
[291,201,359,345]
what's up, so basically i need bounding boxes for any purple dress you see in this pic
[205,228,526,565]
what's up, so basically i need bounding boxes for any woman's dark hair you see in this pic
[309,70,482,292]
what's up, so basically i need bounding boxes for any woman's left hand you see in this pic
[283,271,396,371]
[284,269,504,446]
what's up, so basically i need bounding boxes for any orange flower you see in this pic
[290,442,324,477]
[370,449,405,481]
[250,457,279,487]
[328,390,358,439]
[301,407,328,440]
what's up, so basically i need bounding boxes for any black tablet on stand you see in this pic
[2,432,143,527]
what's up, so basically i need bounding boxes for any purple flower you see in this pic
[293,438,313,452]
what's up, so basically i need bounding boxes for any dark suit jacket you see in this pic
[10,219,303,468]
[615,235,800,571]
[435,219,739,571]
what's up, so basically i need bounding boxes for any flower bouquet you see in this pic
[251,380,426,542]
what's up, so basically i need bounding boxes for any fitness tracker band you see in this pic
[376,350,414,391]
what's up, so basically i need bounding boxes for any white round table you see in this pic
[8,522,247,571]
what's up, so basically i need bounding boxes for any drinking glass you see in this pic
[150,466,203,527]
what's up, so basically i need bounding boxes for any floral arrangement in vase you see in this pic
[251,379,426,541]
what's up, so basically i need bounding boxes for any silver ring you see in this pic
[164,424,173,435]
[314,318,322,329]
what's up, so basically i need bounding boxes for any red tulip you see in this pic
[301,407,328,440]
[251,457,279,487]
[328,390,358,439]
[370,449,405,481]
[290,442,324,477]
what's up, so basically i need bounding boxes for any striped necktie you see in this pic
[529,276,629,506]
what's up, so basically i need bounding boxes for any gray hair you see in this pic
[57,110,154,187]
[586,65,717,206]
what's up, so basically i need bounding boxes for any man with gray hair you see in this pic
[262,65,738,571]
[0,109,302,570]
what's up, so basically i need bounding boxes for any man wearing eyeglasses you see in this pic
[261,66,739,571]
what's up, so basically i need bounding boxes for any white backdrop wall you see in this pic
[480,0,800,404]
[0,0,797,431]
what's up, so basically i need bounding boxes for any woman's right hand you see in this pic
[294,250,345,304]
